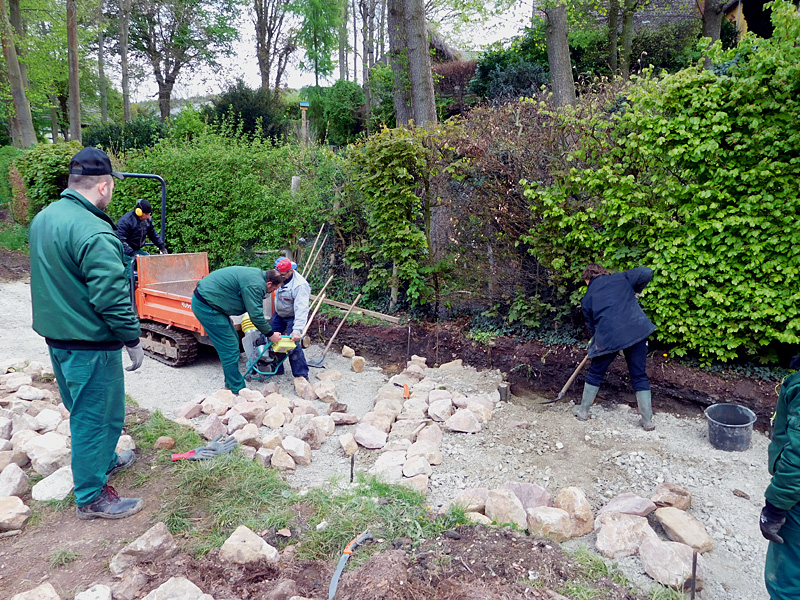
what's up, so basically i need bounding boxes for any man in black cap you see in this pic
[116,199,167,279]
[29,146,145,520]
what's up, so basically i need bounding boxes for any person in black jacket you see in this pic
[575,264,656,430]
[116,199,167,277]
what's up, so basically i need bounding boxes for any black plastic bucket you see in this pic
[704,403,757,452]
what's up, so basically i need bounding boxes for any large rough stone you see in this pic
[12,413,38,435]
[444,409,481,433]
[368,451,406,483]
[317,370,343,382]
[331,412,358,425]
[109,522,179,575]
[3,372,32,392]
[233,423,262,448]
[212,389,237,403]
[226,413,249,434]
[438,359,463,370]
[0,449,28,470]
[238,388,264,402]
[354,423,387,449]
[451,488,490,513]
[24,431,70,476]
[32,466,74,501]
[74,584,112,600]
[282,436,312,465]
[341,345,356,358]
[526,506,573,542]
[197,414,226,441]
[254,448,274,467]
[654,507,714,553]
[141,577,214,600]
[201,395,232,416]
[339,433,358,456]
[595,512,658,559]
[0,495,30,530]
[235,401,268,423]
[351,356,366,373]
[16,385,47,402]
[598,492,657,518]
[409,354,427,368]
[174,400,203,420]
[0,416,11,440]
[651,482,692,510]
[466,401,492,423]
[406,440,443,465]
[465,512,492,525]
[361,411,394,433]
[294,377,317,401]
[427,399,454,422]
[11,429,39,453]
[639,537,705,590]
[416,424,443,446]
[0,462,28,497]
[428,389,452,403]
[402,455,432,478]
[501,482,551,512]
[10,582,61,600]
[555,487,593,537]
[262,406,289,429]
[110,566,148,600]
[220,525,280,565]
[271,446,296,471]
[328,401,348,414]
[33,408,62,432]
[400,474,429,494]
[299,425,325,450]
[262,432,283,450]
[312,415,335,436]
[314,380,338,403]
[116,435,136,453]
[484,489,527,529]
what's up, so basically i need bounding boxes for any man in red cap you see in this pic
[272,257,311,379]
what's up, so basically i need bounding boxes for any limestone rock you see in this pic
[74,584,112,600]
[24,431,70,476]
[11,429,39,453]
[314,380,338,403]
[438,359,463,370]
[238,388,264,402]
[109,522,179,575]
[339,433,358,456]
[262,406,288,429]
[0,416,11,440]
[409,355,427,368]
[153,436,175,450]
[599,492,657,518]
[109,566,148,600]
[220,525,280,565]
[255,448,274,467]
[444,409,481,433]
[0,449,28,470]
[361,411,394,433]
[427,399,454,422]
[388,374,416,388]
[226,413,249,434]
[354,423,387,449]
[10,582,61,600]
[175,400,203,420]
[465,512,492,525]
[235,401,268,423]
[351,356,366,373]
[201,395,232,416]
[234,423,262,448]
[4,373,32,392]
[331,412,358,425]
[595,512,658,559]
[271,446,296,471]
[294,377,317,401]
[0,463,28,497]
[197,414,226,441]
[383,438,412,453]
[12,413,38,435]
[368,450,407,483]
[341,345,356,358]
[141,577,214,600]
[328,401,348,414]
[466,401,492,423]
[651,482,692,510]
[116,434,136,453]
[416,424,443,446]
[282,436,312,465]
[312,415,335,436]
[451,488,489,513]
[555,487,593,537]
[264,579,298,600]
[317,370,343,382]
[501,482,551,512]
[262,432,283,450]
[428,389,452,404]
[527,506,573,541]
[639,537,705,590]
[402,455,432,478]
[401,474,429,494]
[260,381,280,395]
[406,440,443,465]
[0,496,31,531]
[298,424,325,450]
[33,408,62,432]
[654,507,713,553]
[485,489,527,529]
[32,466,74,501]
[56,420,71,438]
[240,446,257,460]
[212,389,237,402]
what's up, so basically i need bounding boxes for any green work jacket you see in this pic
[766,371,800,511]
[29,189,141,347]
[195,266,273,335]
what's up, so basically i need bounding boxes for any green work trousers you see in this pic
[191,295,246,394]
[48,347,125,506]
[765,506,800,599]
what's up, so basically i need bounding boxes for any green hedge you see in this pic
[0,146,23,209]
[11,141,82,224]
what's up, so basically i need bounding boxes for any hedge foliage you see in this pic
[0,146,23,208]
[83,116,169,154]
[523,0,800,362]
[11,141,82,224]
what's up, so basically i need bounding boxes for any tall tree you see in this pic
[67,0,80,140]
[338,0,348,79]
[128,0,239,119]
[98,28,108,122]
[119,0,131,120]
[387,0,411,124]
[0,0,35,146]
[404,0,435,126]
[544,1,575,106]
[254,0,296,92]
[619,0,638,78]
[607,0,620,73]
[291,0,343,86]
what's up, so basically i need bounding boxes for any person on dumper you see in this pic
[761,354,800,600]
[272,257,312,380]
[116,199,167,279]
[29,146,145,520]
[574,263,656,430]
[192,267,284,394]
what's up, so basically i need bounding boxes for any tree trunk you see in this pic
[158,80,174,120]
[389,260,398,312]
[339,0,348,79]
[8,0,26,86]
[387,0,411,125]
[404,0,436,126]
[545,2,576,107]
[0,0,36,147]
[120,0,131,121]
[702,0,725,68]
[67,0,81,141]
[98,30,108,122]
[378,0,386,61]
[608,0,620,74]
[351,0,358,84]
[50,95,60,142]
[619,0,636,80]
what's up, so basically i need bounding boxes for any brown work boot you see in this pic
[106,450,135,478]
[76,485,143,520]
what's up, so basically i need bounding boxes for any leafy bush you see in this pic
[366,64,396,130]
[11,141,82,223]
[0,146,23,208]
[523,1,800,362]
[632,19,703,73]
[303,81,365,147]
[83,116,168,154]
[202,79,286,140]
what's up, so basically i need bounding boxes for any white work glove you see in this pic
[125,341,145,371]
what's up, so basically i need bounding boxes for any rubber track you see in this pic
[139,321,198,367]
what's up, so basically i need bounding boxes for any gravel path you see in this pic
[0,279,771,599]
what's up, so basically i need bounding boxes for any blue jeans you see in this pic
[270,313,308,378]
[586,338,650,391]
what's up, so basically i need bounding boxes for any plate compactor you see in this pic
[240,314,297,382]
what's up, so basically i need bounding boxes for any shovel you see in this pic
[308,293,362,368]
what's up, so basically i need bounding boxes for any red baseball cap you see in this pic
[275,258,297,273]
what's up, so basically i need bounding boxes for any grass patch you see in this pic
[650,587,688,600]
[128,410,201,453]
[49,548,80,569]
[0,221,28,253]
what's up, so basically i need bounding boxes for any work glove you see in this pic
[760,501,787,543]
[125,341,144,372]
[171,434,238,461]
[159,247,168,255]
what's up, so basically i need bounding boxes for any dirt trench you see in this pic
[315,317,779,425]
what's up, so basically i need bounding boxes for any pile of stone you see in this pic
[172,369,360,472]
[349,355,503,495]
[10,520,313,600]
[449,480,710,590]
